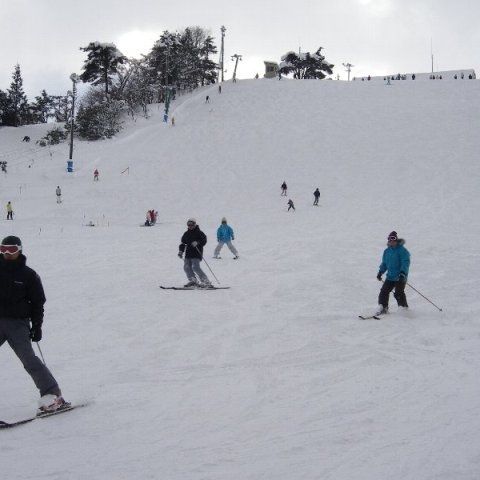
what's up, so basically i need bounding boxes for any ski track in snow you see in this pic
[1,79,480,480]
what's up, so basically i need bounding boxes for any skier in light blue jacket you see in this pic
[213,218,239,259]
[376,231,410,314]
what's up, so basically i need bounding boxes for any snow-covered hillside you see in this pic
[1,78,480,480]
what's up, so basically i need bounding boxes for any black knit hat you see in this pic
[387,231,398,241]
[1,235,22,247]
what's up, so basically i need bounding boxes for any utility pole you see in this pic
[231,54,242,82]
[220,26,226,82]
[342,62,354,81]
[431,38,434,73]
[67,73,79,172]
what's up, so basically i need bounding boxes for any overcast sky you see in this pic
[1,0,478,98]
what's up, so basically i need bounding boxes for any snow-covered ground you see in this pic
[1,78,480,480]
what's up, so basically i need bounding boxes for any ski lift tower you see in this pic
[342,62,354,81]
[231,54,242,82]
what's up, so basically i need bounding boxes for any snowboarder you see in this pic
[213,217,239,259]
[178,218,212,288]
[281,181,287,196]
[375,231,410,315]
[55,186,62,204]
[313,188,320,206]
[6,201,13,220]
[93,169,99,181]
[0,236,68,414]
[287,199,295,211]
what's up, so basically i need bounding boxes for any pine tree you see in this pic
[80,42,127,96]
[0,89,8,126]
[32,90,54,123]
[200,35,218,85]
[6,64,29,126]
[279,47,334,79]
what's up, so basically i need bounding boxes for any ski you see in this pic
[358,315,382,320]
[0,403,87,430]
[160,286,230,290]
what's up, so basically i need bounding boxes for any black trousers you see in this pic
[378,279,408,308]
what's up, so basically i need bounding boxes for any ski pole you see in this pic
[36,342,47,365]
[406,282,443,311]
[195,245,220,284]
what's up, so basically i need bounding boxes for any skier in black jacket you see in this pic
[0,235,68,414]
[178,219,212,288]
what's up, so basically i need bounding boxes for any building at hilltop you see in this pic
[264,61,279,78]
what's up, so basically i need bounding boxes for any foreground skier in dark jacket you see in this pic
[0,235,68,414]
[178,219,212,288]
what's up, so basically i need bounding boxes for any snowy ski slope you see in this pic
[1,78,480,480]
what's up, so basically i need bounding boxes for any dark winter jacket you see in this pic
[378,239,410,281]
[179,226,207,259]
[0,254,46,324]
[314,189,320,198]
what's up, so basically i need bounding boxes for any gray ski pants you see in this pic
[184,258,210,284]
[213,241,238,258]
[0,318,60,396]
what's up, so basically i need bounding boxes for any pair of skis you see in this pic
[0,403,87,430]
[358,314,382,320]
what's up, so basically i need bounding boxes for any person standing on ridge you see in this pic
[0,235,69,414]
[178,218,212,288]
[6,201,13,220]
[281,181,287,196]
[375,231,410,315]
[55,186,62,204]
[213,217,239,259]
[313,188,320,206]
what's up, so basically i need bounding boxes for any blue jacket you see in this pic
[379,241,410,281]
[217,224,234,242]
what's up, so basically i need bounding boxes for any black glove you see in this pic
[30,322,42,342]
[178,252,183,259]
[398,272,407,283]
[377,272,383,281]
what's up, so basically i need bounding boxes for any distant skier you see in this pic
[375,231,410,315]
[171,116,175,126]
[6,201,13,220]
[213,217,239,259]
[55,186,62,204]
[93,169,99,181]
[205,95,210,103]
[218,85,222,94]
[178,218,212,288]
[0,235,69,414]
[144,210,157,226]
[287,199,295,211]
[281,181,287,196]
[313,188,320,206]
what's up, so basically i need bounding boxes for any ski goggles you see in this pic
[187,221,196,227]
[0,245,21,254]
[387,236,397,242]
